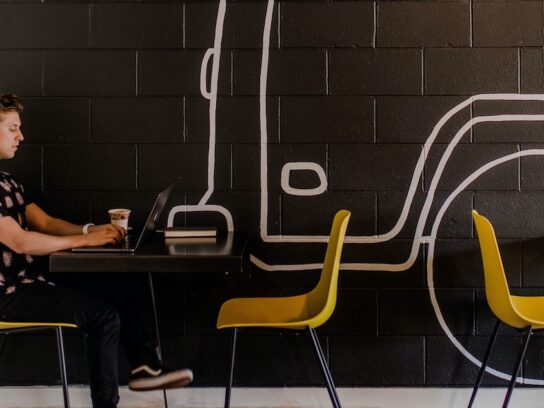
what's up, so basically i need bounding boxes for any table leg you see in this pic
[147,272,169,408]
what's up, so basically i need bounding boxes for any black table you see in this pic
[49,231,249,406]
[49,232,250,277]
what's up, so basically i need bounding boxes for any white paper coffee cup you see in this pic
[108,208,131,230]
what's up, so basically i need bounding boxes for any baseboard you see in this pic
[0,386,540,408]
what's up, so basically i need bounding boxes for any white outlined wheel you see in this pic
[427,149,544,386]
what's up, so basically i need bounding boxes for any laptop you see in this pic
[72,186,173,253]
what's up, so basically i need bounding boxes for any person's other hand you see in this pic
[84,224,125,247]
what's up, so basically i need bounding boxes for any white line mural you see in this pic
[166,0,544,385]
[166,0,234,232]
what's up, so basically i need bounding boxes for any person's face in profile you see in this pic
[0,111,23,160]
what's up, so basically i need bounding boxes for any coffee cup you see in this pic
[108,208,131,230]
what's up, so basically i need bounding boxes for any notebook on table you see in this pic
[72,186,173,253]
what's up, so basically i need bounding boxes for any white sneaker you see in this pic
[128,365,193,391]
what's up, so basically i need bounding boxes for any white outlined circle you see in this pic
[427,149,544,386]
[280,162,328,196]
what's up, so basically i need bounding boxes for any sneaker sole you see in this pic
[129,369,193,391]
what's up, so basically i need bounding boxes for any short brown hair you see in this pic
[0,94,23,115]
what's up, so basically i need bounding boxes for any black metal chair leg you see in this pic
[147,272,168,408]
[468,319,501,408]
[56,327,70,408]
[224,328,238,408]
[308,327,341,408]
[308,328,341,408]
[503,326,532,408]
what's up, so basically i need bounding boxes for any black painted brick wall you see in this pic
[0,0,543,390]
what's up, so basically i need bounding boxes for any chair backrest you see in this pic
[472,210,527,328]
[306,210,351,328]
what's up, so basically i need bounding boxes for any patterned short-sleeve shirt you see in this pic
[0,171,47,295]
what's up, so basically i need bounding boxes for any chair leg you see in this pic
[468,319,501,408]
[308,327,341,408]
[55,327,70,408]
[224,328,238,408]
[503,326,532,408]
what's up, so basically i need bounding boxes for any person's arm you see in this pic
[25,203,124,237]
[0,215,124,256]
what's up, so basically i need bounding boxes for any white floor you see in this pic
[0,387,543,408]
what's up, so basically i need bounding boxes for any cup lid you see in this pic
[108,208,131,214]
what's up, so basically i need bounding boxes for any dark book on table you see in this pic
[164,226,217,238]
[165,236,217,245]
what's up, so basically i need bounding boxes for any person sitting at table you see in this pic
[0,94,193,408]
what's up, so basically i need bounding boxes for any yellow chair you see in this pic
[217,210,351,408]
[470,210,544,408]
[0,321,77,408]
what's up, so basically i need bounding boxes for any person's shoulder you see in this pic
[0,172,17,184]
[0,172,22,191]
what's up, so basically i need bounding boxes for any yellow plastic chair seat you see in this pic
[473,211,544,331]
[510,296,544,329]
[217,210,351,333]
[217,294,313,330]
[0,321,77,330]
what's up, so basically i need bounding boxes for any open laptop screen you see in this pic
[72,185,173,253]
[132,185,172,251]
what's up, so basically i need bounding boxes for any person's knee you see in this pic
[104,305,121,330]
[95,302,121,333]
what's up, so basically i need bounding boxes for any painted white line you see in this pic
[200,49,215,100]
[199,0,226,206]
[427,149,544,386]
[281,162,327,196]
[168,0,234,230]
[252,112,544,271]
[260,94,544,244]
[167,204,234,232]
[259,0,275,240]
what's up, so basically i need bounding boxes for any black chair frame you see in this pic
[0,326,70,408]
[224,327,342,408]
[468,319,536,408]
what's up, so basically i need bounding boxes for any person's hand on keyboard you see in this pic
[84,225,125,247]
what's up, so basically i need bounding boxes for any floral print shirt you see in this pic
[0,172,47,295]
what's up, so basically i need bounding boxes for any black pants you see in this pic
[0,281,161,408]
